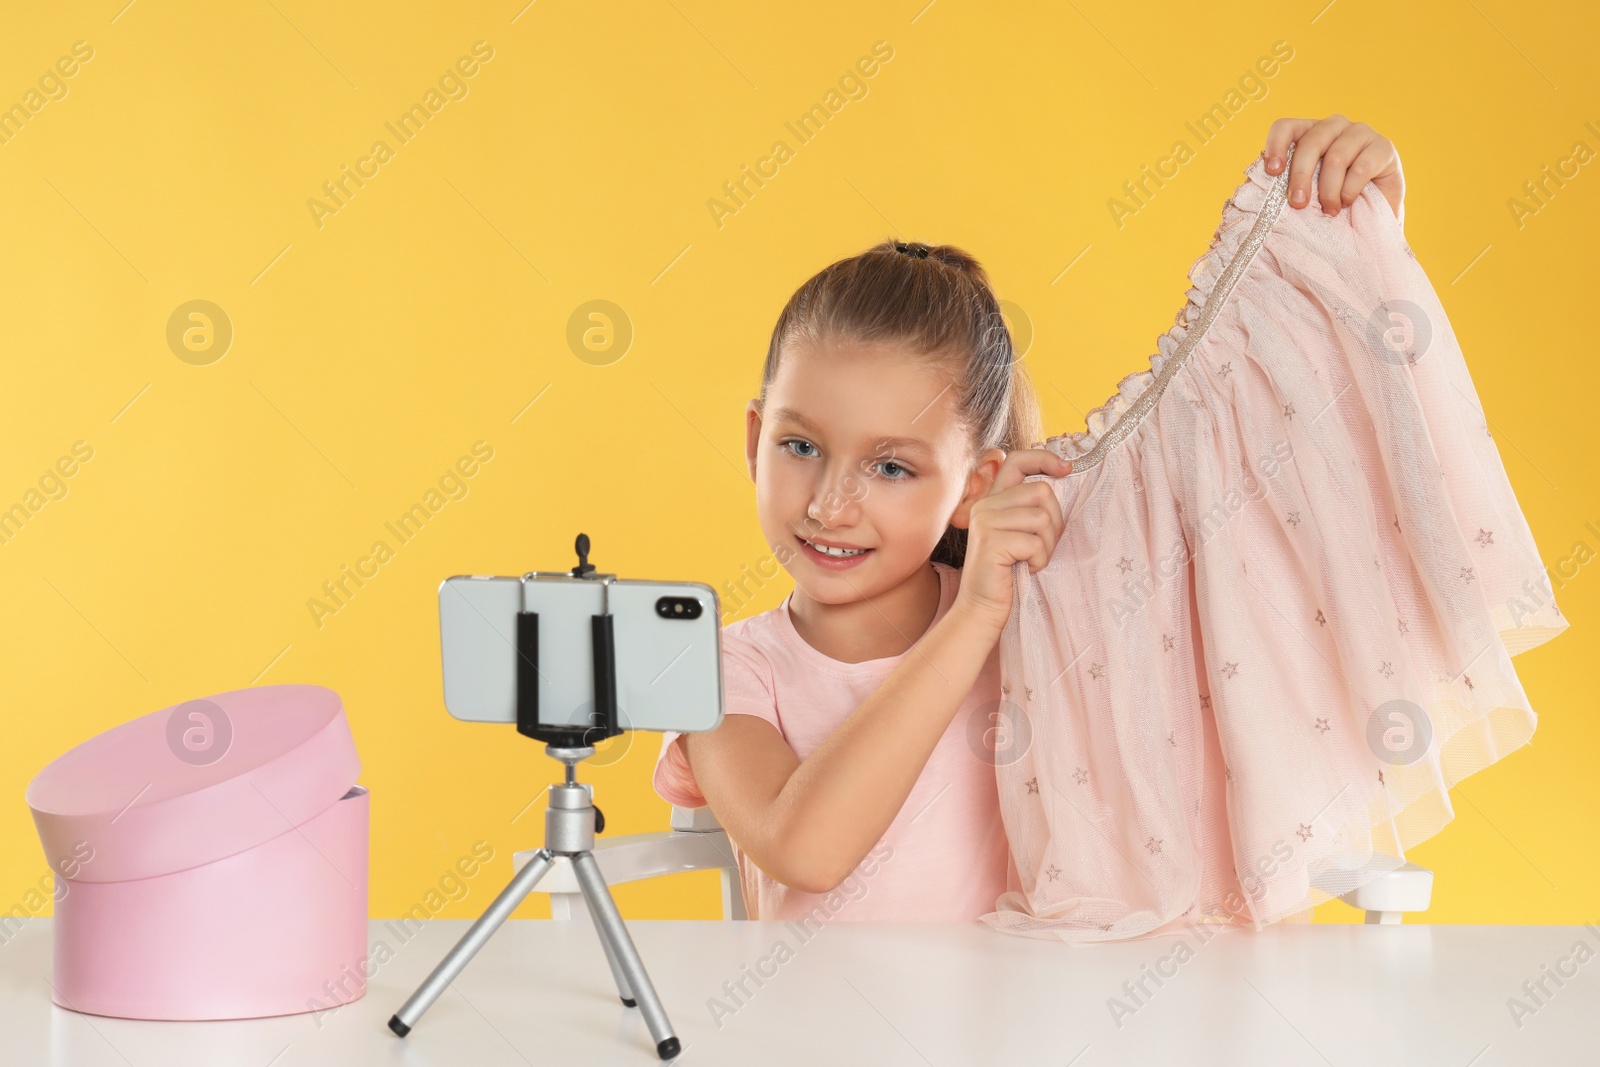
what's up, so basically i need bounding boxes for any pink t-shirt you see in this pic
[652,560,1012,922]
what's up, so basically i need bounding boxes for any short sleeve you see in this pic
[651,628,786,810]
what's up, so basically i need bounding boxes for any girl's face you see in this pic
[745,335,1003,604]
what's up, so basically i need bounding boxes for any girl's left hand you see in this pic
[1262,114,1404,220]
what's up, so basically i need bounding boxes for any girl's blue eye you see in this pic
[780,439,914,480]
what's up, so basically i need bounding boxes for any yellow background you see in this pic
[1,0,1593,927]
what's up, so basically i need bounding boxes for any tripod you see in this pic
[388,743,680,1059]
[390,534,681,1059]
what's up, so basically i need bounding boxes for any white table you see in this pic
[2,918,1594,1065]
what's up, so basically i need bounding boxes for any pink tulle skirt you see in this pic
[985,144,1569,942]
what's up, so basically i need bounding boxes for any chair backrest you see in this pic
[675,806,1423,924]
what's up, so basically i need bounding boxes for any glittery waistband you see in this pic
[1058,142,1296,475]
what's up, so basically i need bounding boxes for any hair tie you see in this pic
[895,242,930,259]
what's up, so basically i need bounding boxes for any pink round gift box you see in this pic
[26,683,369,1021]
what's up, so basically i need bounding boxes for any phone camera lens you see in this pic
[654,596,702,620]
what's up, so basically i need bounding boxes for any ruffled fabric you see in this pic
[984,144,1569,942]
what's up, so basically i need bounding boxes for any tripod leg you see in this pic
[389,848,558,1037]
[571,851,680,1060]
[579,890,637,1006]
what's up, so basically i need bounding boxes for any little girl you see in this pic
[653,231,1072,923]
[653,119,1567,938]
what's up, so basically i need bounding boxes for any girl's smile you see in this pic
[796,536,875,570]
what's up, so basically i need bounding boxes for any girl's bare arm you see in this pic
[683,601,1002,894]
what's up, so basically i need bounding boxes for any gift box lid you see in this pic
[27,684,361,884]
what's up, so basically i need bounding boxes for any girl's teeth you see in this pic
[810,541,866,557]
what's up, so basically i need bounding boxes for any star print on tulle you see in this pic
[1477,529,1494,546]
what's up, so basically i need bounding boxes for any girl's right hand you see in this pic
[953,448,1072,632]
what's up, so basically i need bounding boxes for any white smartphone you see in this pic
[438,573,724,735]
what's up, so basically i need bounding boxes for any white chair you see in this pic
[516,805,1432,925]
